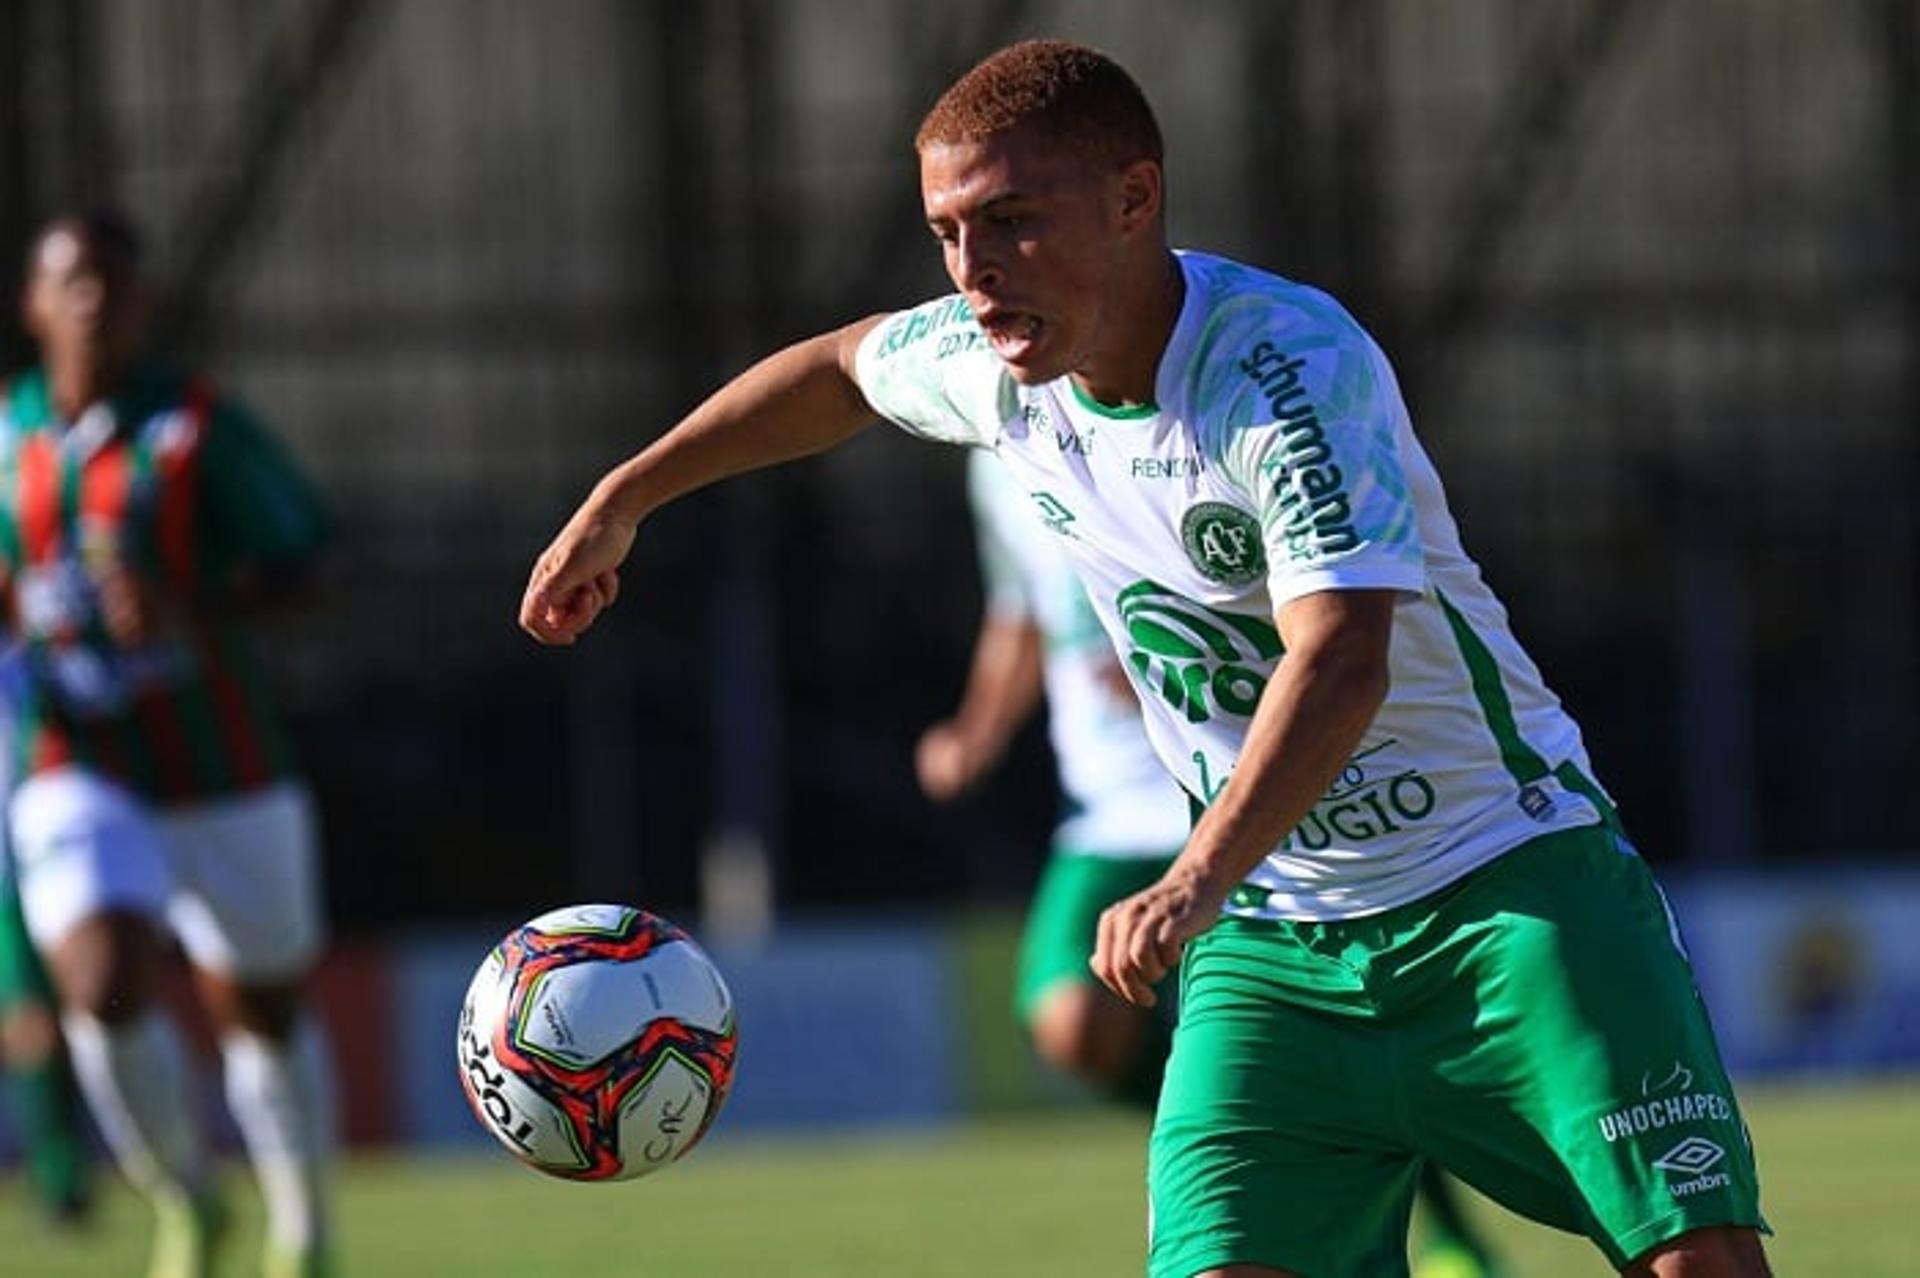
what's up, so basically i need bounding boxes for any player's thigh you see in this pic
[1014,849,1169,1020]
[7,767,170,954]
[1410,828,1766,1269]
[1149,971,1418,1278]
[162,781,325,982]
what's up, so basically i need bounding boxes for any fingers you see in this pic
[914,725,969,802]
[1091,896,1174,1009]
[518,580,575,643]
[519,556,562,640]
[519,572,614,645]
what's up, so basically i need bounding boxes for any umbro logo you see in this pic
[1652,1137,1725,1176]
[1029,491,1077,536]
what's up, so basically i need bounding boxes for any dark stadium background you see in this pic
[2,0,1914,940]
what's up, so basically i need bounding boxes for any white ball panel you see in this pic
[484,1068,590,1174]
[609,1053,715,1180]
[457,979,589,1174]
[459,948,511,1033]
[524,903,637,936]
[516,940,733,1068]
[518,959,654,1068]
[634,940,734,1035]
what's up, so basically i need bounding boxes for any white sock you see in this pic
[221,1020,334,1255]
[62,1009,208,1201]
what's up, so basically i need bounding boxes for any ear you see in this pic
[1114,158,1163,233]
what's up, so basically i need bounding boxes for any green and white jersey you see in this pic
[856,250,1612,921]
[969,449,1190,858]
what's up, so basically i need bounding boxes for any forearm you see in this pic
[1176,633,1389,901]
[947,615,1044,762]
[521,315,888,645]
[587,317,884,526]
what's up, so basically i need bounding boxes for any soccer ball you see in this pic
[456,903,738,1181]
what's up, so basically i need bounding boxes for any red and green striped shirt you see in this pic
[0,363,327,802]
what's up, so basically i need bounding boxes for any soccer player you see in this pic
[521,40,1771,1278]
[1,642,94,1226]
[917,448,1188,1107]
[2,210,335,1278]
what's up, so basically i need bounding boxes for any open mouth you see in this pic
[978,310,1045,364]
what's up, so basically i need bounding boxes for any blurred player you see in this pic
[918,448,1187,1107]
[0,881,91,1225]
[1,210,335,1278]
[927,430,1506,1278]
[1,639,93,1226]
[521,39,1770,1278]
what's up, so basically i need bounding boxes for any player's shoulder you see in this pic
[1175,252,1385,448]
[1178,251,1374,364]
[854,294,1014,446]
[168,367,278,442]
[861,294,989,368]
[117,361,245,449]
[0,366,49,435]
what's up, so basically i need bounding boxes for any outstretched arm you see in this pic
[915,613,1045,802]
[1091,588,1396,1006]
[520,315,886,645]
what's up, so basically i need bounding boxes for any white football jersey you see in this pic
[968,449,1190,857]
[856,251,1612,921]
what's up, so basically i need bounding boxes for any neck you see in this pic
[45,353,123,423]
[1071,250,1184,408]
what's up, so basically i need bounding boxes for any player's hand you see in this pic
[914,722,980,802]
[1091,869,1224,1008]
[92,561,178,646]
[519,507,635,645]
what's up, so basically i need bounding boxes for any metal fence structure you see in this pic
[1,0,1914,931]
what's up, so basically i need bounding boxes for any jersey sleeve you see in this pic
[853,296,1015,448]
[198,400,331,574]
[1217,318,1425,607]
[964,450,1033,622]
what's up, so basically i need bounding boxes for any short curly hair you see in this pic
[915,39,1163,171]
[27,207,144,275]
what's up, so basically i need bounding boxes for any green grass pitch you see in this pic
[4,1077,1916,1275]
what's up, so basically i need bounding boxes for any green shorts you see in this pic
[1148,824,1767,1278]
[1014,848,1175,1022]
[0,869,54,1011]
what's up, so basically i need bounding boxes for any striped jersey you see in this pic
[0,363,327,802]
[855,250,1613,921]
[968,449,1190,858]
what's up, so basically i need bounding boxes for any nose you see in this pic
[952,227,1003,295]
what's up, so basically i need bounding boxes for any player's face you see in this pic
[22,226,147,380]
[920,129,1143,386]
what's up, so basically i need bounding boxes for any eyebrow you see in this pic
[927,191,1030,226]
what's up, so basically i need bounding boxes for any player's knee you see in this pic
[1624,1225,1770,1277]
[197,970,304,1042]
[46,910,162,1024]
[0,998,62,1060]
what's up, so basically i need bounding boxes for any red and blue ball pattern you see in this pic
[458,905,738,1181]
